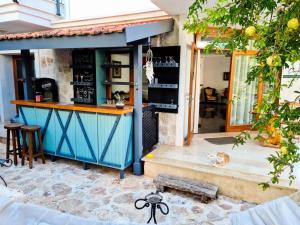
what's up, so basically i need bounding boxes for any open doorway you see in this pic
[186,31,261,144]
[198,52,231,133]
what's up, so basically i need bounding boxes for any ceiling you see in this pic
[151,0,217,15]
[150,0,194,15]
[0,20,48,34]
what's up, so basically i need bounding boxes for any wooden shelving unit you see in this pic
[104,51,134,105]
[147,46,181,113]
[71,50,96,105]
[103,81,135,86]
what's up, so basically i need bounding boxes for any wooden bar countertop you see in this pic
[11,100,134,115]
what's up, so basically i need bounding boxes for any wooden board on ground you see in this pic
[153,174,219,203]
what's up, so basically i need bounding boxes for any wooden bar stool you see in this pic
[21,125,46,169]
[4,123,23,166]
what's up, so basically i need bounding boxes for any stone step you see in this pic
[143,156,297,204]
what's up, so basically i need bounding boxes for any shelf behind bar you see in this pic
[70,65,94,69]
[71,98,94,104]
[101,64,133,68]
[153,64,179,68]
[103,81,135,86]
[148,83,178,89]
[149,103,178,109]
[70,81,94,86]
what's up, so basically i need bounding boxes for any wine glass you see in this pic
[165,56,170,67]
[169,56,176,66]
[152,57,157,67]
[157,57,162,67]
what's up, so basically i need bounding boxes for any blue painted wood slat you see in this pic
[55,110,76,159]
[98,113,133,169]
[35,108,56,154]
[75,112,98,163]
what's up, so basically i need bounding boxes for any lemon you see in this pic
[280,146,288,155]
[288,18,299,30]
[266,56,274,67]
[245,26,256,37]
[266,55,281,67]
[146,153,154,159]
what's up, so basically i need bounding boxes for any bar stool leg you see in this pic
[37,129,45,164]
[16,130,22,158]
[6,129,10,161]
[28,132,33,169]
[33,134,37,162]
[21,131,27,166]
[12,130,18,166]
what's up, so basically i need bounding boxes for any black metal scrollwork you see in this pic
[0,159,13,187]
[135,191,169,224]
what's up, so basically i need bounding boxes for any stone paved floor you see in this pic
[0,122,6,140]
[0,143,255,225]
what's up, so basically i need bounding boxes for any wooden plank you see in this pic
[11,100,133,115]
[154,174,218,202]
[35,108,56,154]
[75,112,98,163]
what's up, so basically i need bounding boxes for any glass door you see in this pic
[226,50,259,132]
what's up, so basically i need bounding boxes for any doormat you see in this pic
[204,137,235,145]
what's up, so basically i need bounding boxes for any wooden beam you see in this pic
[0,33,127,51]
[125,19,174,43]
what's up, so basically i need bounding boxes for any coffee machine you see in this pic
[33,78,59,102]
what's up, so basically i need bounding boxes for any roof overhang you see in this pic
[0,19,174,51]
[151,0,217,16]
[151,0,194,15]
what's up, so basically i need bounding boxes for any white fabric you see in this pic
[230,55,257,126]
[0,196,147,225]
[0,185,24,200]
[230,196,300,225]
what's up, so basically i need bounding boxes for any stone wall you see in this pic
[37,49,73,103]
[158,113,177,145]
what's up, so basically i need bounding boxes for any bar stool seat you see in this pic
[21,125,41,131]
[4,123,23,129]
[21,125,46,169]
[4,123,23,166]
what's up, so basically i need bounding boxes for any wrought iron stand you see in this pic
[0,159,12,187]
[135,191,169,224]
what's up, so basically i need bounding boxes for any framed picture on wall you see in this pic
[112,61,122,78]
[223,72,230,81]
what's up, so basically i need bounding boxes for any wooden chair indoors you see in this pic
[203,87,218,103]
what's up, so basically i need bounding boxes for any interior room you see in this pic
[199,52,231,133]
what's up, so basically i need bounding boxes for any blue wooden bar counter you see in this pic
[11,100,133,178]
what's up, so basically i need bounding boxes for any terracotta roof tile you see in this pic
[0,17,172,41]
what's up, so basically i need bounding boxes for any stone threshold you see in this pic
[143,156,298,204]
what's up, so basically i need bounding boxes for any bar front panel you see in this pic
[17,106,133,170]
